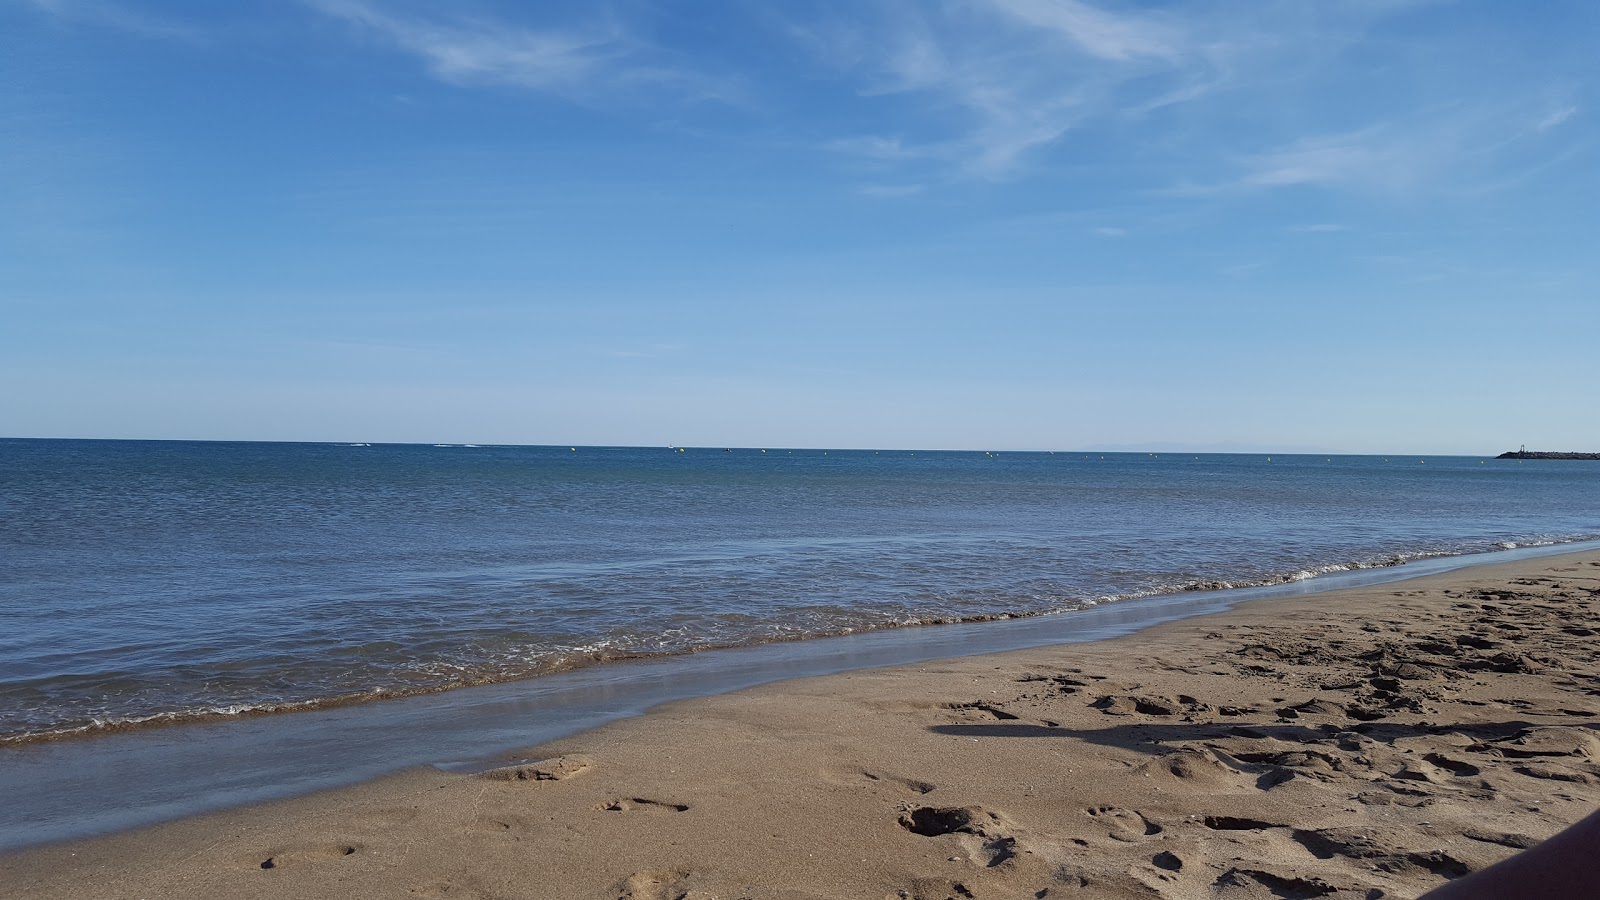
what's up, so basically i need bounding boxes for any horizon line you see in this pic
[0,435,1536,458]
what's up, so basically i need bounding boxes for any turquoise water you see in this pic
[2,439,1596,743]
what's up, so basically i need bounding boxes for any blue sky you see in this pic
[2,0,1595,453]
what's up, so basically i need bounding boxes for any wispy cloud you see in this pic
[20,0,202,41]
[1236,129,1399,190]
[1536,105,1578,131]
[1092,226,1127,237]
[306,0,729,103]
[310,0,618,93]
[808,0,1211,179]
[825,135,930,162]
[1168,128,1405,198]
[984,0,1182,62]
[800,0,1587,197]
[1287,223,1348,233]
[1174,96,1589,199]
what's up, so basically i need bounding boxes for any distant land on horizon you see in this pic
[1496,450,1600,461]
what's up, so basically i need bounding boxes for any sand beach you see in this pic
[5,550,1599,899]
[9,1,1597,895]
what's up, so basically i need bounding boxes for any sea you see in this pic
[4,438,1598,750]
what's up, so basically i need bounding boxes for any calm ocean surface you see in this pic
[3,439,1597,744]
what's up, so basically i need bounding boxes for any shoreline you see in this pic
[5,547,1600,898]
[2,541,1596,857]
[12,439,1598,765]
[11,537,1591,751]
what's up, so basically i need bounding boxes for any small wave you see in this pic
[1031,536,1595,614]
[7,534,1595,747]
[0,694,383,747]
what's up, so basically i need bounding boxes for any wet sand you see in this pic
[5,550,1599,899]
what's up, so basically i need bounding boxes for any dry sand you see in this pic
[5,550,1600,899]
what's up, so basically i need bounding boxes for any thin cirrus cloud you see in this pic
[14,0,1590,206]
[984,0,1183,62]
[1173,99,1587,199]
[304,0,729,103]
[1238,130,1398,190]
[20,0,202,41]
[806,0,1214,179]
[1535,105,1578,132]
[799,1,1588,197]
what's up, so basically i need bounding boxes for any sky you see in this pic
[2,0,1596,453]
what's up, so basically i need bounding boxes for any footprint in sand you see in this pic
[1085,806,1162,842]
[256,843,360,870]
[862,770,938,795]
[478,754,594,782]
[1462,829,1539,850]
[1480,725,1600,760]
[1291,827,1473,880]
[472,813,538,837]
[942,701,1022,721]
[898,805,1023,867]
[1091,695,1176,716]
[1200,815,1282,832]
[1014,672,1095,696]
[1423,752,1482,777]
[892,877,977,900]
[1355,789,1436,809]
[889,877,972,896]
[1132,748,1254,790]
[1211,867,1342,898]
[616,868,696,900]
[1092,693,1212,718]
[1514,763,1597,784]
[594,797,690,813]
[820,767,937,795]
